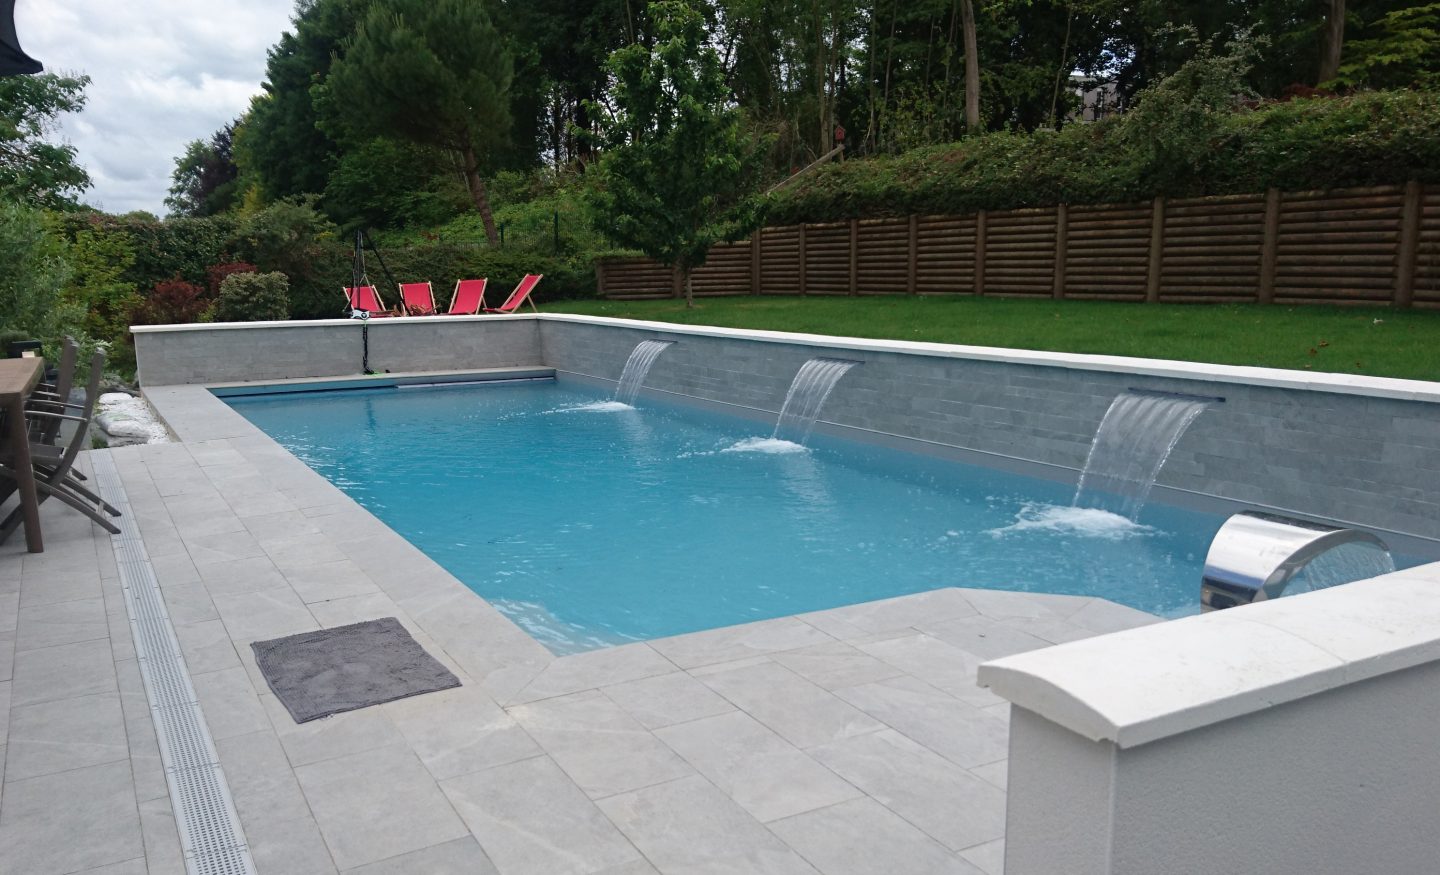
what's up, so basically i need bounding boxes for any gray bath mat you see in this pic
[251,617,461,723]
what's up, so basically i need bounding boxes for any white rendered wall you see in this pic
[984,563,1440,875]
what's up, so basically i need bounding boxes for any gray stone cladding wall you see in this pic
[134,318,543,386]
[539,320,1440,541]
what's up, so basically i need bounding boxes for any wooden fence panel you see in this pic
[803,221,852,295]
[1273,187,1403,305]
[600,260,673,299]
[984,207,1057,297]
[759,225,801,295]
[1065,202,1150,301]
[915,214,977,294]
[690,240,752,297]
[1159,193,1265,303]
[596,182,1434,308]
[855,217,911,294]
[1415,187,1440,308]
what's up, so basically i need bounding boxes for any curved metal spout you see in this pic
[1200,512,1390,611]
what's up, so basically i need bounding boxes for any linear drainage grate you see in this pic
[92,450,257,875]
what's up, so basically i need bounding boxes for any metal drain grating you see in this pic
[92,450,257,875]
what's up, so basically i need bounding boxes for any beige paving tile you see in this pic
[216,730,337,875]
[259,533,350,573]
[649,617,834,669]
[156,582,219,626]
[854,633,1001,706]
[184,530,268,567]
[191,665,271,740]
[212,586,318,644]
[810,729,1006,852]
[137,795,186,875]
[15,596,109,652]
[770,641,906,691]
[195,555,290,597]
[800,588,979,638]
[384,685,540,781]
[508,643,674,705]
[0,760,143,875]
[917,615,1056,660]
[769,797,984,875]
[598,774,820,875]
[959,838,1005,875]
[698,661,883,749]
[279,559,382,604]
[260,693,406,767]
[10,638,117,707]
[440,755,642,875]
[295,744,469,870]
[18,569,103,607]
[600,671,735,730]
[834,676,1008,769]
[173,618,241,674]
[5,692,129,780]
[344,836,499,874]
[509,689,692,799]
[656,711,861,823]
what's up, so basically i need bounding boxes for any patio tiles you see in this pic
[768,797,986,875]
[440,755,644,875]
[509,689,694,800]
[1,404,1169,875]
[654,710,862,823]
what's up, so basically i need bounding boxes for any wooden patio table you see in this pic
[0,357,44,552]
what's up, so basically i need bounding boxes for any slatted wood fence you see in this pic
[595,182,1440,308]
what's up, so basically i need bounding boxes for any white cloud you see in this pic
[13,0,296,215]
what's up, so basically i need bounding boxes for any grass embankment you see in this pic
[542,296,1440,382]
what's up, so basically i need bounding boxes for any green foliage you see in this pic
[210,271,290,323]
[1334,3,1440,89]
[0,72,92,208]
[326,0,514,237]
[321,137,469,232]
[587,0,764,303]
[165,122,242,217]
[0,203,81,357]
[766,88,1440,224]
[57,223,140,371]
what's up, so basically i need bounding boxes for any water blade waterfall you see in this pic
[1283,541,1396,597]
[1074,390,1214,519]
[772,358,859,445]
[614,340,675,406]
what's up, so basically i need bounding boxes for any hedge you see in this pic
[764,91,1440,224]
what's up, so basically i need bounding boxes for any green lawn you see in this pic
[541,295,1440,382]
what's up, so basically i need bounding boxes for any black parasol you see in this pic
[0,0,42,76]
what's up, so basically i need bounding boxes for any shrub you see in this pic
[206,260,258,296]
[211,271,289,323]
[136,277,208,325]
[0,201,83,359]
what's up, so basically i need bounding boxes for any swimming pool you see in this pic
[224,378,1252,653]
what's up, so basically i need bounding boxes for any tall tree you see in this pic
[326,0,514,243]
[588,0,762,308]
[0,72,90,208]
[1320,0,1347,82]
[961,0,980,131]
[165,121,241,217]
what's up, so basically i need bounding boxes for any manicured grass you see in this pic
[542,295,1440,382]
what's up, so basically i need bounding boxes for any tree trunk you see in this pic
[1319,0,1345,83]
[684,268,695,309]
[960,0,980,133]
[460,143,499,245]
[1049,5,1074,129]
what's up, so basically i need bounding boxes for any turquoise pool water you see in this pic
[227,380,1234,654]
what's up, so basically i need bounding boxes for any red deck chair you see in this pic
[399,281,436,315]
[448,278,488,315]
[343,285,393,317]
[483,274,543,314]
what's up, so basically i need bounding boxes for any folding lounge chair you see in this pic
[448,278,487,315]
[343,285,393,317]
[399,281,436,316]
[483,274,543,314]
[25,336,78,447]
[0,349,122,541]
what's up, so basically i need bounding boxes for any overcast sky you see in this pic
[14,0,296,215]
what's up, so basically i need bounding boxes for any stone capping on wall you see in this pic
[978,562,1440,749]
[131,312,1440,404]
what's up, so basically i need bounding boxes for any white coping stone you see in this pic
[977,561,1440,749]
[129,313,1440,404]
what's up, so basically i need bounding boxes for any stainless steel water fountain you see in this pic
[1200,511,1392,611]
